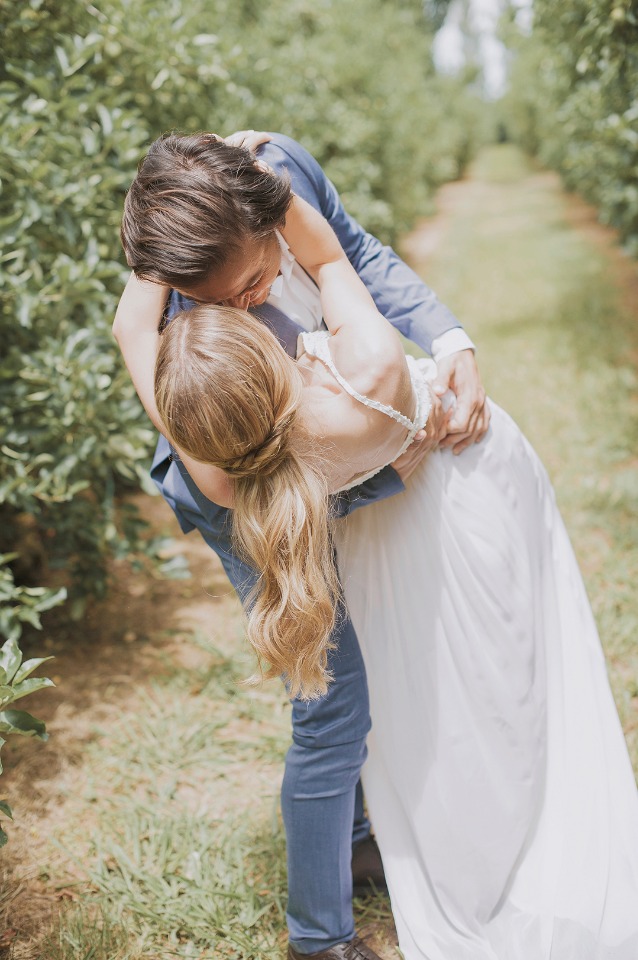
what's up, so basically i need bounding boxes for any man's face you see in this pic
[177,232,281,310]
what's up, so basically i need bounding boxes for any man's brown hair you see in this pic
[120,133,292,289]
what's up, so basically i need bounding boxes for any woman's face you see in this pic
[177,232,281,310]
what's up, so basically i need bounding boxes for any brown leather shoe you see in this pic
[287,936,383,959]
[351,834,388,898]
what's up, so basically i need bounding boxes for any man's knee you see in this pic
[283,736,367,801]
[290,612,371,751]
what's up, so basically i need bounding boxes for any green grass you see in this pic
[37,636,291,960]
[34,144,638,958]
[38,631,391,958]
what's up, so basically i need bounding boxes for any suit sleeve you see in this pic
[332,466,407,518]
[259,133,462,357]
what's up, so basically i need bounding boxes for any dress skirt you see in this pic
[335,400,638,960]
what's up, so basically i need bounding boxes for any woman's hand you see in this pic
[391,386,446,482]
[223,130,272,153]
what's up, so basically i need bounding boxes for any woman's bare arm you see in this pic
[282,195,414,415]
[282,196,398,338]
[112,274,235,507]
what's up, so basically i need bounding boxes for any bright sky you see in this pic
[433,0,533,99]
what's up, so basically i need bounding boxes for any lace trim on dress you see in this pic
[301,330,418,432]
[299,330,433,492]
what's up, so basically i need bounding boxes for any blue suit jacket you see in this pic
[151,134,463,552]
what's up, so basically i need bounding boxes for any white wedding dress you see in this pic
[300,331,638,960]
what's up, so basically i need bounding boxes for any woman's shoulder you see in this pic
[298,329,403,412]
[297,330,417,492]
[297,329,415,460]
[328,327,414,420]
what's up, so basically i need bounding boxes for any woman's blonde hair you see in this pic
[154,305,339,699]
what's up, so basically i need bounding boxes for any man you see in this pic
[117,131,489,959]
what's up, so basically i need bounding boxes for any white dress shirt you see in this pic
[268,233,475,361]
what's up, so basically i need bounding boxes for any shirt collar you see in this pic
[269,231,294,298]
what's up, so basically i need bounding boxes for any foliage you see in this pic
[0,555,63,844]
[0,582,60,846]
[499,0,638,253]
[0,0,482,620]
[0,554,66,640]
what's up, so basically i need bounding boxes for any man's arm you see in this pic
[259,134,489,453]
[260,134,461,355]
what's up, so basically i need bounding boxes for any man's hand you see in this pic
[391,388,446,483]
[434,350,490,455]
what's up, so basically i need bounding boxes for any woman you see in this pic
[116,195,638,958]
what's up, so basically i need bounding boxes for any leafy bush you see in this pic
[0,0,483,618]
[0,554,63,844]
[500,0,638,253]
[0,634,54,846]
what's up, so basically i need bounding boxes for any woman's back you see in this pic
[296,330,427,493]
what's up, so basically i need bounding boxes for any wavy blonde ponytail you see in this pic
[154,305,340,699]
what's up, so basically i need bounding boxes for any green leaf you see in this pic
[0,825,8,848]
[9,677,55,701]
[13,658,55,685]
[0,686,15,707]
[33,588,67,613]
[158,554,191,580]
[0,709,48,740]
[16,608,43,630]
[0,801,14,820]
[0,637,22,684]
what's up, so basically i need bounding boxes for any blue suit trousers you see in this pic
[152,440,371,951]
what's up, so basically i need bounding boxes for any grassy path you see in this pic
[2,144,637,959]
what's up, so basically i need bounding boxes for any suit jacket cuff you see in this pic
[333,465,406,518]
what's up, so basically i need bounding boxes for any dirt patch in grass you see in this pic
[0,496,247,957]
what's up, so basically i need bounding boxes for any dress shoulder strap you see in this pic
[300,330,417,432]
